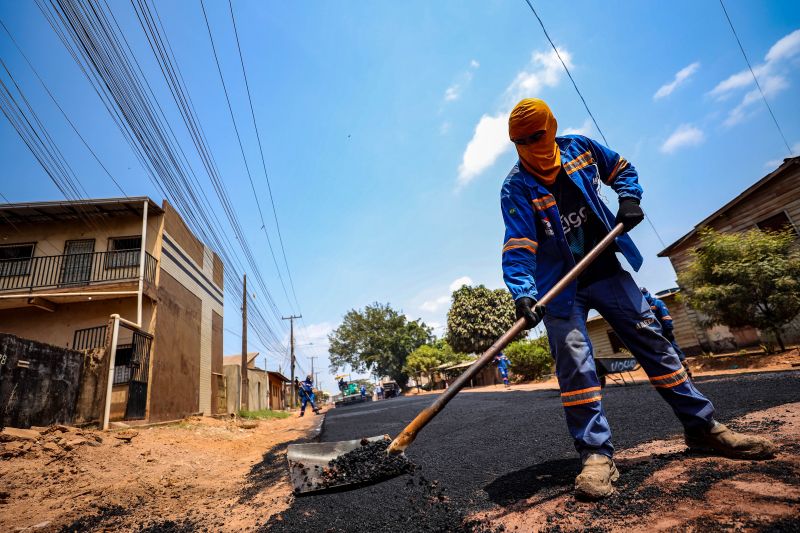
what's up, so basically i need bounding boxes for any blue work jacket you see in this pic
[501,135,643,318]
[644,293,673,330]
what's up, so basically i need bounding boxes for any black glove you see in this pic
[615,197,644,233]
[515,297,545,328]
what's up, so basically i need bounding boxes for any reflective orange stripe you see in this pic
[531,195,556,211]
[563,151,592,172]
[561,386,602,397]
[562,395,602,407]
[650,368,684,382]
[503,238,538,255]
[606,157,629,184]
[652,373,688,389]
[565,158,593,175]
[662,315,672,321]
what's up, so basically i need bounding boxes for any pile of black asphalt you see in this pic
[260,371,800,532]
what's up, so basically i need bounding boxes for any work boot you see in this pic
[685,421,776,459]
[299,411,305,417]
[575,453,619,500]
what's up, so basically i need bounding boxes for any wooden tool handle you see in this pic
[387,224,625,454]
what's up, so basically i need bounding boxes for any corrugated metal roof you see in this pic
[0,196,163,225]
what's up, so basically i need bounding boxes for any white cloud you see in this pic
[420,295,449,312]
[653,61,700,100]
[764,141,800,168]
[449,276,473,291]
[420,276,474,313]
[710,29,800,126]
[560,118,594,137]
[443,60,480,102]
[287,322,334,349]
[765,29,800,63]
[457,112,512,187]
[457,48,569,186]
[660,124,705,154]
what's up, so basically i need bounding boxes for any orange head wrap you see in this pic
[508,98,561,185]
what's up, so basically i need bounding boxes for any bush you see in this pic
[504,336,552,381]
[239,409,291,420]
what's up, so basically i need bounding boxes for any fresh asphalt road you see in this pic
[263,371,800,532]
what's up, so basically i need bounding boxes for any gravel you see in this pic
[261,371,800,532]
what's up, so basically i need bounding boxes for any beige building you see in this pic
[0,197,224,423]
[223,352,289,412]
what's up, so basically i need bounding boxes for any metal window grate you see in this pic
[73,325,108,351]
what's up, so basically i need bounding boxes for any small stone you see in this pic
[0,428,40,442]
[110,421,130,429]
[42,443,60,453]
[239,421,258,429]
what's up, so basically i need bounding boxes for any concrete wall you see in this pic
[224,364,240,414]
[223,365,270,413]
[0,298,153,349]
[211,311,224,414]
[0,333,83,428]
[0,210,161,259]
[149,271,202,422]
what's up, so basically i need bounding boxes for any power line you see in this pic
[520,0,667,248]
[521,0,608,146]
[198,0,295,314]
[227,0,302,314]
[718,0,792,155]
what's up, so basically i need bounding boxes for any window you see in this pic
[0,243,35,277]
[756,212,797,236]
[106,236,141,269]
[607,330,628,354]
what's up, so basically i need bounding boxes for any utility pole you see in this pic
[309,356,317,383]
[282,314,301,408]
[241,274,248,411]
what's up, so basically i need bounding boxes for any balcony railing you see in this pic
[0,250,157,292]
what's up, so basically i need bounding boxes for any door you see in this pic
[60,239,95,286]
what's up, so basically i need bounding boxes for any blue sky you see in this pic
[1,1,799,393]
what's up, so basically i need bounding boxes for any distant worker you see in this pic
[296,375,320,417]
[338,377,347,393]
[641,287,691,378]
[501,98,776,500]
[376,384,384,400]
[495,352,511,387]
[360,384,367,400]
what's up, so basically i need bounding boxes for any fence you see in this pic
[0,250,157,292]
[73,325,108,352]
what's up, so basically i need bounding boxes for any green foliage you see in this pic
[504,336,553,381]
[238,409,291,420]
[403,341,466,375]
[446,285,518,354]
[678,228,800,352]
[328,302,432,387]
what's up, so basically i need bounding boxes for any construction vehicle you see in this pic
[334,380,371,407]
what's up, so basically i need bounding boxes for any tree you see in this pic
[446,285,518,354]
[504,336,553,381]
[403,341,465,376]
[328,302,431,387]
[678,228,800,352]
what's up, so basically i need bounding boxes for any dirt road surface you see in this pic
[0,411,324,532]
[263,371,800,532]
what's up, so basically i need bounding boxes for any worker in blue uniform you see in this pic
[495,352,511,387]
[501,98,776,499]
[296,375,320,417]
[360,384,367,400]
[640,287,691,378]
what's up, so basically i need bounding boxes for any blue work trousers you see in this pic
[543,270,715,459]
[300,391,317,412]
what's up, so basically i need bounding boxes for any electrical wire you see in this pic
[718,0,792,155]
